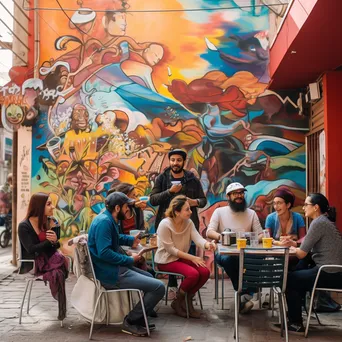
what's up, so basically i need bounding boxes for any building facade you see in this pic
[268,0,342,230]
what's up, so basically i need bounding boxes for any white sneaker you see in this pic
[167,287,178,301]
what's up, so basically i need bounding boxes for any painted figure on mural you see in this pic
[27,0,309,253]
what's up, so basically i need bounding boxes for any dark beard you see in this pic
[228,199,247,212]
[171,166,184,174]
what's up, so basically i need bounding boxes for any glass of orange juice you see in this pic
[262,237,273,248]
[236,232,247,250]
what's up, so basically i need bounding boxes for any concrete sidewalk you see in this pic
[0,271,341,342]
[0,239,16,281]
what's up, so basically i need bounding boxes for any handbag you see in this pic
[70,275,107,323]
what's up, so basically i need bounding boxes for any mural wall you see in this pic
[27,0,308,253]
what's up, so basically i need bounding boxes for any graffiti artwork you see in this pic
[5,0,308,257]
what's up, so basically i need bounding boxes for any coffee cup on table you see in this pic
[150,235,157,247]
[236,231,247,250]
[262,238,273,248]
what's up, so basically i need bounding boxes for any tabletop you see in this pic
[217,243,295,256]
[122,243,158,256]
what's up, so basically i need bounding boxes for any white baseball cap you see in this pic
[226,182,246,195]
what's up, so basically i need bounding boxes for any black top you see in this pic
[149,167,207,230]
[18,219,60,274]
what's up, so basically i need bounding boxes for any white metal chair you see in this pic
[234,247,290,342]
[305,265,342,337]
[84,243,150,339]
[17,237,64,327]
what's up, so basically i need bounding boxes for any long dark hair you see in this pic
[25,192,49,231]
[308,193,336,222]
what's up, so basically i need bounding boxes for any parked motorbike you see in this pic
[0,214,12,248]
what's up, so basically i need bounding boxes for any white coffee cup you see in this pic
[171,181,181,186]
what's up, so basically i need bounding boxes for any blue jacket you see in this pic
[87,209,135,285]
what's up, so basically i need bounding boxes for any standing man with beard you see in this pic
[206,182,263,313]
[88,192,165,337]
[150,149,207,299]
[150,149,207,233]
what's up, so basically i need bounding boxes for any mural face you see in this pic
[29,0,308,254]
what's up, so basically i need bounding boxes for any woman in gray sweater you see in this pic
[271,193,342,335]
[155,195,216,318]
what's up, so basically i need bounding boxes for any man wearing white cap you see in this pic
[206,182,263,313]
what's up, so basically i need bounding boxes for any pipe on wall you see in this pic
[33,0,39,78]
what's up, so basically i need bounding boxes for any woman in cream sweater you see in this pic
[155,195,216,318]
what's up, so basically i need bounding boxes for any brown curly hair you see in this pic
[165,195,188,219]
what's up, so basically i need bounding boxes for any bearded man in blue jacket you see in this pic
[88,192,165,337]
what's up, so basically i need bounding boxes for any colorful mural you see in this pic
[21,0,308,254]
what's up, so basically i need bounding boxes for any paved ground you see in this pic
[0,228,16,281]
[0,255,341,342]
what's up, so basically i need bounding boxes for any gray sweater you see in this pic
[301,215,342,272]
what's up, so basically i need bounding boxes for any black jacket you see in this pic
[149,168,207,230]
[18,219,60,274]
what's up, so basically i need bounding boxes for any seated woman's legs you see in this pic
[158,260,204,318]
[177,258,210,319]
[166,243,197,297]
[178,258,210,295]
[286,266,319,326]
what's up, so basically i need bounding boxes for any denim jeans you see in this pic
[215,253,240,291]
[103,266,165,324]
[215,253,257,294]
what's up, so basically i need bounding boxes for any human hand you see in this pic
[191,256,207,268]
[169,184,182,193]
[48,216,59,227]
[132,233,141,248]
[132,253,142,263]
[289,246,297,254]
[205,241,217,251]
[46,230,58,243]
[135,200,148,210]
[279,236,297,247]
[187,198,198,207]
[214,232,221,242]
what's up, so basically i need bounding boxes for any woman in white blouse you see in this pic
[155,195,216,318]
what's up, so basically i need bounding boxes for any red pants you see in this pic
[158,258,210,295]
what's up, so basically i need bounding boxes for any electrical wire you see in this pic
[22,0,290,13]
[37,11,61,37]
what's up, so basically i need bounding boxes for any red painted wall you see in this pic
[269,0,318,78]
[323,72,342,231]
